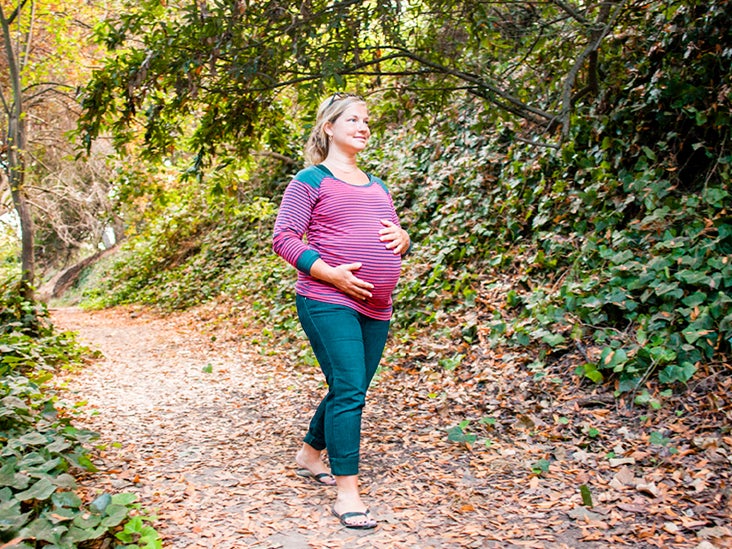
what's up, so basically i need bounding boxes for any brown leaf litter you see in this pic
[51,305,731,549]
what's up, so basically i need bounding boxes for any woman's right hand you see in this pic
[310,259,374,300]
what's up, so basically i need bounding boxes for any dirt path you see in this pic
[53,306,345,548]
[54,306,489,549]
[50,307,728,549]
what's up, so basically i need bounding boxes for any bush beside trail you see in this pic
[1,279,161,548]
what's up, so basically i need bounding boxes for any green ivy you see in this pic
[84,192,279,311]
[1,280,161,547]
[376,1,730,389]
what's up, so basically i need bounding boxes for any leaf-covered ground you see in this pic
[52,305,731,548]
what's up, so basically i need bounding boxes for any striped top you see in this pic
[272,164,403,320]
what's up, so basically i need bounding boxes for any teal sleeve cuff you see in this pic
[296,250,321,274]
[402,241,413,257]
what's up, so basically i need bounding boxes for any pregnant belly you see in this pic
[363,260,402,303]
[327,247,402,303]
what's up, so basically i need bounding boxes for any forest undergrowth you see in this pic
[0,282,162,548]
[59,4,731,545]
[224,268,732,546]
[50,298,732,549]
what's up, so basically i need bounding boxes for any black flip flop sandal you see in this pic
[331,507,377,530]
[295,468,336,486]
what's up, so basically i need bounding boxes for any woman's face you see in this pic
[325,102,371,156]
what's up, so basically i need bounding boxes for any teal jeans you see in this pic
[296,295,390,476]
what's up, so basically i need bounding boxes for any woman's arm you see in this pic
[272,181,320,270]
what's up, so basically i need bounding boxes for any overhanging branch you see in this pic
[560,0,627,137]
[551,0,591,26]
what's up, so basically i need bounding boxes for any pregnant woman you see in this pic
[272,92,410,529]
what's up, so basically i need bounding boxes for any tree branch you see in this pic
[551,0,591,26]
[252,150,298,165]
[514,135,561,149]
[24,84,77,108]
[20,0,37,72]
[5,0,31,26]
[365,47,556,125]
[560,0,626,137]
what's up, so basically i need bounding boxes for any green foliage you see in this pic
[76,0,729,396]
[79,0,377,162]
[1,279,50,338]
[446,420,477,447]
[79,0,631,171]
[82,182,294,331]
[1,279,89,378]
[499,1,732,390]
[0,223,19,282]
[0,375,160,547]
[374,1,730,390]
[1,282,161,547]
[531,458,550,476]
[579,484,593,508]
[446,417,499,450]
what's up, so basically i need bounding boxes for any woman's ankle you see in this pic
[333,475,367,511]
[333,494,368,514]
[296,444,332,476]
[296,443,318,462]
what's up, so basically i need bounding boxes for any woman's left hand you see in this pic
[379,219,410,255]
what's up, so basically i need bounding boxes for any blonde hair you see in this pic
[304,93,366,165]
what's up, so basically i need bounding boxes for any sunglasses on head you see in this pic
[327,92,363,107]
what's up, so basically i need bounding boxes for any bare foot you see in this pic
[295,445,336,486]
[332,499,376,529]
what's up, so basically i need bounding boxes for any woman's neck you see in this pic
[322,152,369,185]
[323,149,359,172]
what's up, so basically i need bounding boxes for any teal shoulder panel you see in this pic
[294,165,327,189]
[371,175,389,194]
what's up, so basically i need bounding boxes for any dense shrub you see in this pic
[1,279,161,547]
[1,279,85,378]
[364,1,730,391]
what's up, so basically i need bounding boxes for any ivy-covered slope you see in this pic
[375,0,731,390]
[78,1,729,393]
[0,281,162,547]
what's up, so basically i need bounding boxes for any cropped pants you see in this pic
[296,295,390,476]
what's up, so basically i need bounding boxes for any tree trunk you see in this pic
[1,4,34,301]
[10,185,35,300]
[7,85,33,300]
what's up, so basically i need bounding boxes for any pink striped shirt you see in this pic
[272,164,403,320]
